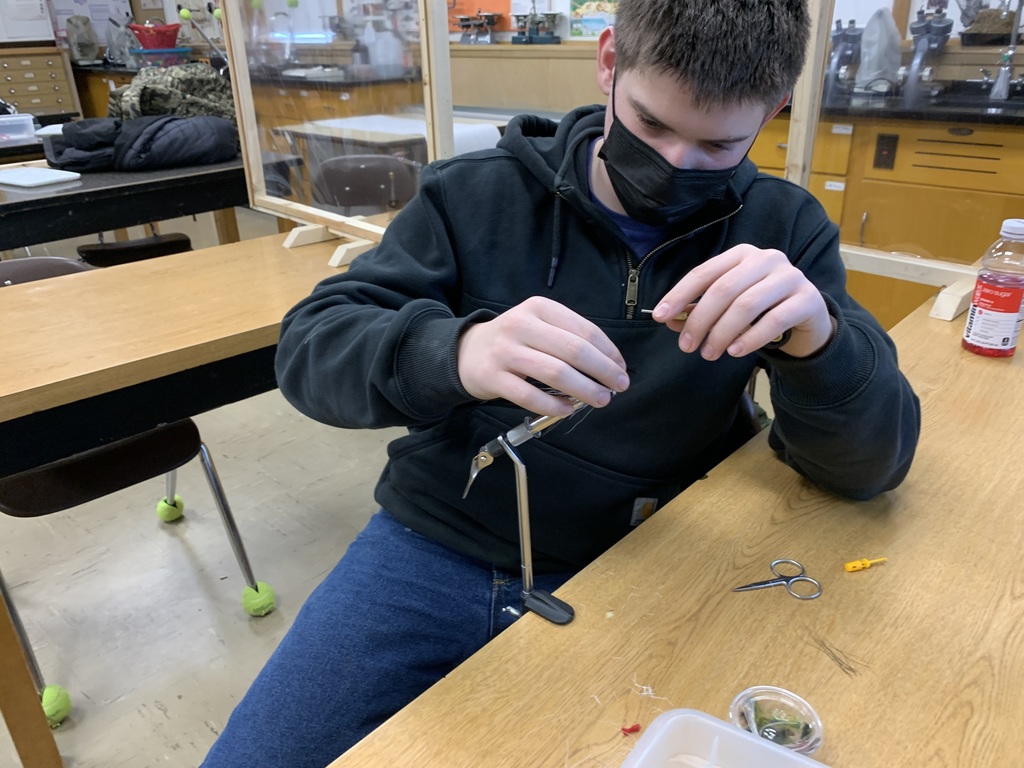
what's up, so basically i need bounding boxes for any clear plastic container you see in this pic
[0,114,35,147]
[962,218,1024,358]
[621,708,828,767]
[729,685,823,755]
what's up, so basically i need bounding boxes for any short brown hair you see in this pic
[612,0,811,110]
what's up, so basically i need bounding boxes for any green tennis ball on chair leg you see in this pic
[242,581,276,617]
[41,685,71,728]
[156,494,185,522]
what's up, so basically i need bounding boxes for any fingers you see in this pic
[653,246,832,359]
[457,296,630,415]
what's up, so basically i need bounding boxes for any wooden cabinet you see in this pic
[72,69,135,118]
[750,116,853,226]
[838,118,1023,328]
[0,48,80,119]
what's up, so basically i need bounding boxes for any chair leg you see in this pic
[0,566,72,727]
[196,442,276,617]
[156,469,185,522]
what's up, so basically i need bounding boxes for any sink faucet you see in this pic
[990,0,1024,99]
[902,10,952,105]
[824,20,861,105]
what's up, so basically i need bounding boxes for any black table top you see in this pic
[0,158,250,250]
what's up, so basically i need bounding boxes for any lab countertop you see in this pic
[820,95,1024,126]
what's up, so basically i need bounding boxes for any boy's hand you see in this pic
[457,296,630,416]
[651,244,835,359]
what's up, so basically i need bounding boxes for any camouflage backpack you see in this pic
[108,62,235,122]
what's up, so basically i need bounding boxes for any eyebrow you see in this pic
[628,95,754,144]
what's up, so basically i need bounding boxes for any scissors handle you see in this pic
[783,575,822,600]
[733,559,822,599]
[770,559,821,599]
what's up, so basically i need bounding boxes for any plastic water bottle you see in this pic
[962,218,1024,357]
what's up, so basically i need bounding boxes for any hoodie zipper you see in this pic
[623,204,744,319]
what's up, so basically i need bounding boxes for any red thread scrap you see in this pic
[621,723,641,736]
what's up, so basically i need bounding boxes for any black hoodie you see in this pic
[275,105,921,572]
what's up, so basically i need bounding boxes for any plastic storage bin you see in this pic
[0,114,35,147]
[129,47,192,68]
[620,709,829,768]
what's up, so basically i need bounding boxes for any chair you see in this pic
[310,154,420,217]
[0,257,275,728]
[76,225,192,268]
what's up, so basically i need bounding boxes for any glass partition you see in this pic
[225,0,1019,331]
[223,0,461,243]
[783,0,1019,329]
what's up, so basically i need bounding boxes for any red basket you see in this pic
[128,23,181,50]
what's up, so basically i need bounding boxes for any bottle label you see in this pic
[963,278,1024,350]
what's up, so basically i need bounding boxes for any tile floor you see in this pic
[1,208,406,768]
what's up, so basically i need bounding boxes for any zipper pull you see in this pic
[625,268,639,319]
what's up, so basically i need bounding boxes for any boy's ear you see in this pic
[762,93,791,125]
[596,26,616,96]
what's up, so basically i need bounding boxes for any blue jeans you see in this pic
[201,509,573,768]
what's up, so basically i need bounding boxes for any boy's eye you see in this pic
[706,142,734,153]
[636,114,663,130]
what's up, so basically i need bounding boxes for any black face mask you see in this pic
[597,76,741,226]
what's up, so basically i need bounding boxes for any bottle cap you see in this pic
[1000,219,1024,240]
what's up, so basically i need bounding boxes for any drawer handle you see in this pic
[777,142,789,149]
[860,211,868,246]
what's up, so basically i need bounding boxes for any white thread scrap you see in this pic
[630,674,668,700]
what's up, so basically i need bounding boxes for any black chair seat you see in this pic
[0,256,92,285]
[76,233,193,267]
[0,420,202,518]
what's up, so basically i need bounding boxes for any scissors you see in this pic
[733,559,822,600]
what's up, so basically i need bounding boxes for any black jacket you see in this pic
[276,105,921,572]
[44,115,238,172]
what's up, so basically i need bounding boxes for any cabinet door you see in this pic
[750,118,853,176]
[840,178,1021,265]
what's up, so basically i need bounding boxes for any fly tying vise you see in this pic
[462,397,590,499]
[462,394,593,625]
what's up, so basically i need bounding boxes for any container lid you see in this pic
[1000,219,1024,239]
[620,708,829,767]
[729,685,823,755]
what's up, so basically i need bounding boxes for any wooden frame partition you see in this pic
[221,0,453,248]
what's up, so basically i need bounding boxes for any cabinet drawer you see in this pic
[4,81,68,98]
[750,118,853,176]
[0,55,63,71]
[7,93,72,112]
[857,121,1024,195]
[1,68,63,85]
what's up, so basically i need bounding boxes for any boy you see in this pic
[203,1,920,765]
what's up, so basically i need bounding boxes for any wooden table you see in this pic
[0,233,341,767]
[330,303,1022,767]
